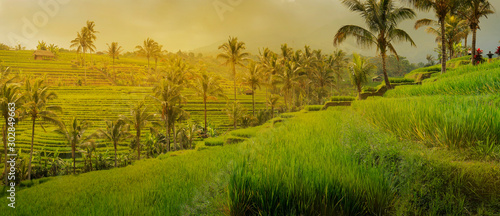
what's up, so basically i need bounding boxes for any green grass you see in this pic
[387,60,500,98]
[228,109,500,215]
[352,95,500,152]
[1,145,238,215]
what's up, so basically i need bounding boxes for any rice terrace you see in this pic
[0,0,500,215]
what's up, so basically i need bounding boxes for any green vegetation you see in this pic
[386,60,500,97]
[330,96,356,101]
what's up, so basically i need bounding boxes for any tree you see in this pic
[79,140,97,171]
[275,60,301,110]
[85,21,98,65]
[328,50,349,94]
[97,119,130,167]
[225,101,246,129]
[415,14,468,59]
[135,38,158,73]
[335,0,416,88]
[457,0,495,65]
[191,71,226,134]
[243,61,264,116]
[151,79,185,152]
[349,53,376,99]
[121,101,156,160]
[266,94,280,119]
[0,67,22,184]
[54,117,92,174]
[37,41,48,50]
[217,36,249,129]
[405,0,460,73]
[24,78,63,180]
[106,42,123,80]
[70,23,96,84]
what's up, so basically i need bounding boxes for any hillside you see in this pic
[2,58,499,215]
[0,50,266,171]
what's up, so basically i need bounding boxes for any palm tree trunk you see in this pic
[166,120,170,153]
[72,142,75,174]
[113,141,117,168]
[3,124,7,185]
[89,153,93,171]
[173,123,177,151]
[136,126,141,160]
[381,52,392,89]
[471,27,477,65]
[28,117,36,180]
[147,57,150,73]
[204,96,207,134]
[440,19,447,73]
[232,63,237,129]
[84,49,87,85]
[252,87,255,116]
[113,57,116,81]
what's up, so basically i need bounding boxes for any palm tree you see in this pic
[334,0,416,87]
[97,119,130,167]
[275,61,301,110]
[225,101,246,129]
[329,50,349,94]
[135,38,158,73]
[106,42,123,80]
[405,0,460,73]
[54,117,91,174]
[121,101,156,160]
[37,41,48,50]
[457,0,495,65]
[79,140,97,171]
[259,48,279,99]
[191,71,226,134]
[152,44,163,72]
[243,61,264,116]
[349,53,376,99]
[85,21,98,65]
[217,36,249,129]
[415,14,468,59]
[266,94,280,119]
[0,71,22,184]
[70,29,89,66]
[151,79,184,152]
[24,78,63,180]
[70,27,94,84]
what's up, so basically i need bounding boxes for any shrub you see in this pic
[230,127,259,138]
[388,78,415,83]
[304,105,323,111]
[204,137,224,146]
[225,136,247,145]
[330,96,356,102]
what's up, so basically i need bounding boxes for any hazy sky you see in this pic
[1,0,499,63]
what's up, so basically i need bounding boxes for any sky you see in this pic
[1,0,499,63]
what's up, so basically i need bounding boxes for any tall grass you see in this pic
[352,95,500,150]
[228,110,396,215]
[0,145,238,215]
[387,61,500,97]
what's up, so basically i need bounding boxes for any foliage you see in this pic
[304,105,323,111]
[330,96,356,102]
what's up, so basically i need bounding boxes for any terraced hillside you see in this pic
[0,50,267,171]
